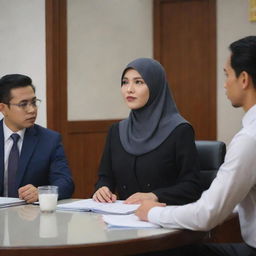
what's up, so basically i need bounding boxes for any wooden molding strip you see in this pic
[67,120,121,134]
[45,0,67,135]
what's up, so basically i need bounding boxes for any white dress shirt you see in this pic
[3,120,25,196]
[148,104,256,248]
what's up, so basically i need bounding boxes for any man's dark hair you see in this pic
[0,74,35,103]
[229,36,256,88]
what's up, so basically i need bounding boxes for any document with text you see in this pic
[57,199,140,215]
[103,214,161,229]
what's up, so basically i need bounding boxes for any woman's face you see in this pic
[121,69,150,110]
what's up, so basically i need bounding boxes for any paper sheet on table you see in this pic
[0,197,26,208]
[103,214,161,228]
[57,199,139,215]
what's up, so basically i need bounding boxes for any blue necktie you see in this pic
[8,133,20,197]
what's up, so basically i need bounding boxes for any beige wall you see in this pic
[0,0,46,126]
[217,0,256,144]
[67,0,153,120]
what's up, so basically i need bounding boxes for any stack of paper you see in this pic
[58,199,162,229]
[57,199,140,215]
[103,214,160,229]
[0,197,26,208]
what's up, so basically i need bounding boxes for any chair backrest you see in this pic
[195,140,226,191]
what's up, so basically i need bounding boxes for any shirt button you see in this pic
[147,183,151,187]
[122,185,127,189]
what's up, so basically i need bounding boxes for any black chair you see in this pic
[195,140,226,191]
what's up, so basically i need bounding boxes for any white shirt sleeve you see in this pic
[148,133,256,231]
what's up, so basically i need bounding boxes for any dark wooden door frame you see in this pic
[45,0,67,141]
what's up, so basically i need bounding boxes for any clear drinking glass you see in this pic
[38,186,58,213]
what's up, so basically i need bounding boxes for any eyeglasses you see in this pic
[6,99,42,110]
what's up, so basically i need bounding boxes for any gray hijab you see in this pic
[119,58,188,155]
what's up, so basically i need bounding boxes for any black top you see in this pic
[95,123,202,205]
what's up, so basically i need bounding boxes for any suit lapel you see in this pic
[0,120,4,196]
[16,126,39,187]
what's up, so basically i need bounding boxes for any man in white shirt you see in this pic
[135,36,256,255]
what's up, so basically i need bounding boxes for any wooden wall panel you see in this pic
[46,0,67,140]
[206,214,243,243]
[66,120,119,198]
[67,132,105,198]
[154,0,216,140]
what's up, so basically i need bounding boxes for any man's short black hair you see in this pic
[0,74,35,103]
[229,36,256,88]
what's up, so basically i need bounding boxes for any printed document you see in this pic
[103,214,160,228]
[57,199,140,215]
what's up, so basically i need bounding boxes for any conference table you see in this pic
[0,199,207,256]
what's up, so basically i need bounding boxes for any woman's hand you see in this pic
[124,192,158,204]
[93,186,117,203]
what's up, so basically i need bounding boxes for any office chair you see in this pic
[195,140,226,191]
[195,141,243,243]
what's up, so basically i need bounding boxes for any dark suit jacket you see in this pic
[95,123,202,205]
[0,119,74,199]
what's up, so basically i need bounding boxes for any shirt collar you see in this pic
[242,104,256,128]
[3,120,26,142]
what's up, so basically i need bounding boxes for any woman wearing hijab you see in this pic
[93,58,202,205]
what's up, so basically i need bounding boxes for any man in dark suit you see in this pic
[0,74,74,203]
